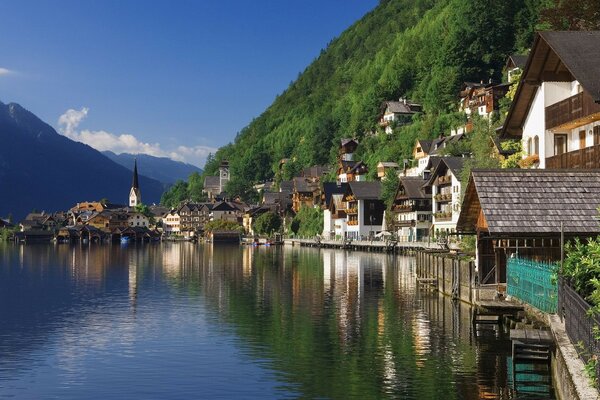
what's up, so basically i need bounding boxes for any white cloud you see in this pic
[0,67,14,76]
[57,107,217,168]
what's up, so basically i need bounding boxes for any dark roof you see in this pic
[341,138,359,147]
[398,177,428,199]
[348,181,381,200]
[542,31,600,101]
[425,157,467,186]
[302,165,329,178]
[204,176,220,189]
[322,182,348,206]
[502,31,600,137]
[293,177,319,193]
[416,139,432,154]
[279,180,293,193]
[457,169,600,235]
[506,54,528,70]
[211,201,237,211]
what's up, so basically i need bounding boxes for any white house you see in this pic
[342,181,385,240]
[379,99,422,134]
[501,31,600,169]
[321,182,348,240]
[127,211,149,228]
[426,157,466,236]
[162,210,181,235]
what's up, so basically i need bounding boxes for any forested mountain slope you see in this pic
[202,0,541,190]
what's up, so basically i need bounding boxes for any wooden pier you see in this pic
[285,238,446,254]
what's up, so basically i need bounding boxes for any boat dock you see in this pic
[285,238,449,253]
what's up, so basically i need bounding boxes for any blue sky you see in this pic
[0,1,378,167]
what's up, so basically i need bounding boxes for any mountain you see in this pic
[103,151,202,185]
[0,101,165,220]
[201,0,542,187]
[102,151,202,185]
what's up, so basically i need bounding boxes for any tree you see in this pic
[380,169,400,209]
[204,219,244,234]
[539,0,600,30]
[225,178,259,204]
[161,180,189,208]
[291,206,323,237]
[253,212,282,236]
[187,172,206,202]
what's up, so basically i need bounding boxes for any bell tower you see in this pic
[219,160,230,192]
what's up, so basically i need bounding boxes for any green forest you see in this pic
[162,0,599,205]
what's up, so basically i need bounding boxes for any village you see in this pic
[2,30,600,397]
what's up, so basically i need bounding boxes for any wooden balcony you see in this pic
[546,91,600,130]
[395,220,414,228]
[546,144,600,169]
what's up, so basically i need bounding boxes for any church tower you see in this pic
[219,160,230,193]
[129,159,141,207]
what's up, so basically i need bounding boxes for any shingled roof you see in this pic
[348,181,381,200]
[457,169,600,235]
[397,177,429,200]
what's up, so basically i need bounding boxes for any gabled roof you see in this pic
[377,162,399,168]
[381,100,422,114]
[425,157,467,186]
[396,177,429,200]
[506,54,528,70]
[293,177,319,193]
[348,181,381,200]
[415,139,432,154]
[457,169,600,235]
[502,31,600,137]
[211,201,237,211]
[322,182,348,207]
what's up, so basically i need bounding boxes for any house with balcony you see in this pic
[459,81,511,119]
[426,157,466,236]
[292,176,321,212]
[391,176,432,241]
[379,98,422,134]
[342,181,385,240]
[501,31,600,169]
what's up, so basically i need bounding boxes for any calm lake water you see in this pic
[0,243,554,399]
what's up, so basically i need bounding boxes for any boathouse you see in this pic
[457,169,600,286]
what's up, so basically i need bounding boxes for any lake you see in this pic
[0,243,554,399]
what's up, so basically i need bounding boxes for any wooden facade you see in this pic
[545,91,600,131]
[546,143,600,169]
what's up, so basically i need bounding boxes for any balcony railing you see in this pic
[434,212,452,221]
[434,193,452,202]
[395,220,414,227]
[437,175,452,185]
[546,91,600,130]
[346,208,358,215]
[546,144,600,169]
[393,204,413,212]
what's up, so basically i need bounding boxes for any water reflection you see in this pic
[0,243,554,399]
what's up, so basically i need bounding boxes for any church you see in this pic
[129,159,141,207]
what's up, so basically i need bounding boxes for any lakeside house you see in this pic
[501,31,600,169]
[321,182,348,239]
[426,157,466,237]
[391,176,432,241]
[457,169,600,286]
[342,181,384,240]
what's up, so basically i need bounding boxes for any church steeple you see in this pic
[132,159,139,190]
[129,159,141,207]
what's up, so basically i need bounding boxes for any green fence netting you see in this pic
[507,257,557,313]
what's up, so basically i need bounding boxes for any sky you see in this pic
[0,1,378,168]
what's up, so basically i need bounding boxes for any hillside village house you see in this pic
[457,170,600,286]
[342,181,385,240]
[127,211,149,228]
[292,176,321,212]
[459,81,511,119]
[376,162,399,180]
[501,31,600,169]
[408,134,465,177]
[211,201,245,223]
[505,54,527,83]
[426,157,466,237]
[337,139,368,182]
[379,98,422,134]
[391,176,432,241]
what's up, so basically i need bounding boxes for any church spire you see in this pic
[129,158,141,207]
[132,158,139,189]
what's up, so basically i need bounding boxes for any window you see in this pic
[579,130,586,149]
[554,134,568,155]
[533,136,539,155]
[595,126,600,146]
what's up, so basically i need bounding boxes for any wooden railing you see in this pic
[546,91,600,130]
[546,144,600,169]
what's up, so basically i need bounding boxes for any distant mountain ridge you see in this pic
[0,101,165,220]
[102,151,202,185]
